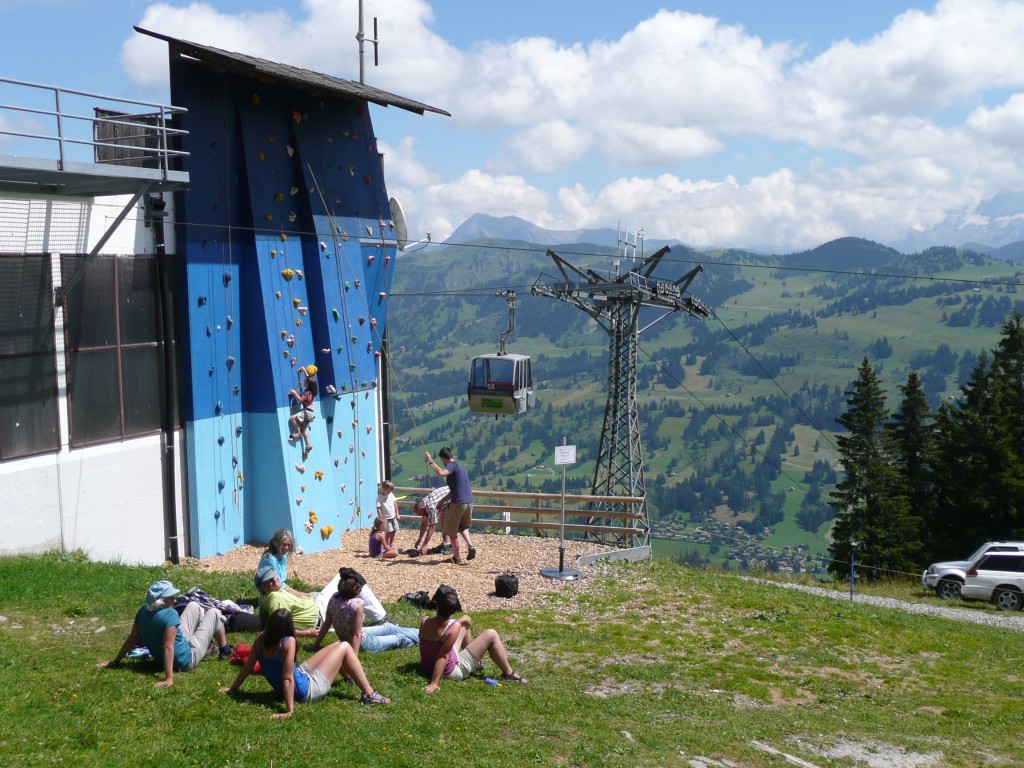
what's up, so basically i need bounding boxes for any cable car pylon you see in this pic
[531,245,711,546]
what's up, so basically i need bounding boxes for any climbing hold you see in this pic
[348,165,355,175]
[295,464,305,473]
[352,420,358,427]
[320,241,327,251]
[215,400,223,413]
[304,521,314,534]
[231,456,238,467]
[226,316,234,328]
[296,319,303,326]
[332,308,340,321]
[296,497,303,505]
[198,295,207,306]
[366,425,372,433]
[326,384,337,394]
[275,192,284,202]
[236,426,243,436]
[366,343,373,353]
[271,249,277,258]
[295,270,304,280]
[321,348,331,354]
[264,214,273,222]
[354,279,360,288]
[286,145,295,157]
[275,291,282,298]
[349,444,355,452]
[224,272,232,285]
[297,306,307,316]
[320,525,334,540]
[280,233,288,242]
[344,456,349,464]
[308,510,318,523]
[288,212,297,223]
[367,253,375,264]
[370,318,377,327]
[337,346,344,354]
[349,364,357,371]
[337,430,343,438]
[206,325,212,337]
[334,459,340,467]
[341,483,347,492]
[351,336,358,344]
[293,298,301,308]
[209,366,215,376]
[218,480,226,491]
[385,255,391,264]
[214,509,221,519]
[233,534,240,544]
[284,350,290,358]
[287,336,295,347]
[358,317,365,325]
[379,291,386,299]
[217,436,225,445]
[290,187,298,195]
[281,330,288,339]
[281,268,294,281]
[349,399,356,408]
[237,471,244,484]
[374,351,381,359]
[301,485,307,492]
[314,470,324,481]
[226,356,235,369]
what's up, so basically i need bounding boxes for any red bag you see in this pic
[229,643,261,674]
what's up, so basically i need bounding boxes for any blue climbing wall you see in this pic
[171,59,395,557]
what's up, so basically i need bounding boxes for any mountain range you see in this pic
[447,193,1024,264]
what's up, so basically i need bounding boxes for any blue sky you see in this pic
[4,0,1024,252]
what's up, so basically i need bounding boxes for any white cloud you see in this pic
[121,0,1024,251]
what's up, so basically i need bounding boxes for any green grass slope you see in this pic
[1,552,1021,767]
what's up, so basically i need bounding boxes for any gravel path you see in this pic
[754,578,1024,632]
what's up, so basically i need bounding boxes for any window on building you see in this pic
[0,254,60,460]
[61,253,181,446]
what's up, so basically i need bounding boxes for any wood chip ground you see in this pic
[191,528,617,612]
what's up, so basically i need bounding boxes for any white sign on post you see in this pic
[554,445,576,465]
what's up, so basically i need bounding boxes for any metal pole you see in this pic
[541,437,581,581]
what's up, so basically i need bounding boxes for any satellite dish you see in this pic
[389,196,408,251]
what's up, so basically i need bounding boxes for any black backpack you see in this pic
[494,573,519,598]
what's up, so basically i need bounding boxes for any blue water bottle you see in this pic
[484,677,500,686]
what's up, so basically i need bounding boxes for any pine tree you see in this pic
[930,313,1024,555]
[887,371,932,563]
[828,359,910,579]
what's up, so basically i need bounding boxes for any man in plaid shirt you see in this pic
[409,485,451,557]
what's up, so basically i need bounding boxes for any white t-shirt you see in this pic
[376,491,397,521]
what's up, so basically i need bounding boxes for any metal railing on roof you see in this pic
[0,76,188,180]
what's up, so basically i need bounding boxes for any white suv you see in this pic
[961,552,1024,611]
[921,541,1024,601]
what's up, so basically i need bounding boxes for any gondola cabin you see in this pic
[468,353,535,416]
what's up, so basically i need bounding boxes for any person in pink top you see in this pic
[368,517,399,559]
[418,584,527,693]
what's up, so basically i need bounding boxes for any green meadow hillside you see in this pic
[384,237,1024,576]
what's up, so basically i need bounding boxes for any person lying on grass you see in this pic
[97,579,231,688]
[418,584,527,693]
[221,608,390,717]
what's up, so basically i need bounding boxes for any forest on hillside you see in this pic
[385,237,1024,573]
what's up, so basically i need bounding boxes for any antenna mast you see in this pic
[356,0,380,84]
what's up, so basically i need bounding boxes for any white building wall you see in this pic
[0,193,187,565]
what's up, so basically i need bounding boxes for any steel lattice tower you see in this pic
[532,246,710,546]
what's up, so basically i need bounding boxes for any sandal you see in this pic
[360,689,391,705]
[502,671,528,684]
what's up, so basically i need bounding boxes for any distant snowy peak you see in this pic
[896,191,1024,258]
[447,213,620,247]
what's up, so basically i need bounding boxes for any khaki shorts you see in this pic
[441,503,472,538]
[447,648,484,681]
[300,662,332,702]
